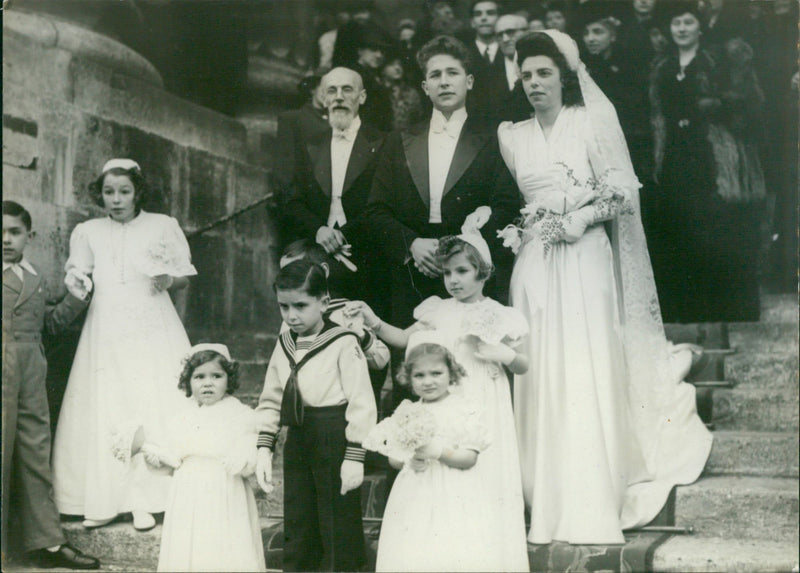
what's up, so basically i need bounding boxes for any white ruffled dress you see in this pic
[157,396,265,572]
[376,392,498,572]
[412,296,530,571]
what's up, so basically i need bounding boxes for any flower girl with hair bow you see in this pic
[347,207,530,572]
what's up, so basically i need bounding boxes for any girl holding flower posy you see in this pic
[52,159,196,532]
[155,344,265,572]
[365,336,498,572]
[348,207,530,572]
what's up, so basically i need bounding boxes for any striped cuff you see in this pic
[344,443,366,463]
[359,330,374,352]
[257,432,276,450]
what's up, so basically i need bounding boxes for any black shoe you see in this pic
[28,543,100,570]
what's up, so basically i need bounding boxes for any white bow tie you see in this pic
[430,118,460,139]
[333,128,356,142]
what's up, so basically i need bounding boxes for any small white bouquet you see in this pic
[363,400,437,463]
[498,165,633,255]
[135,238,196,278]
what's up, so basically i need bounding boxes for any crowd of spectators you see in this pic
[278,0,797,300]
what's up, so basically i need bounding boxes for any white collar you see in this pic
[475,38,498,53]
[3,257,37,276]
[430,107,468,132]
[332,116,361,142]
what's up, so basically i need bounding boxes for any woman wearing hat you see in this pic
[648,0,762,322]
[52,159,196,532]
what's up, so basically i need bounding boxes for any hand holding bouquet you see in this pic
[363,400,437,465]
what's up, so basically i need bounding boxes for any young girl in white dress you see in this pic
[52,159,196,531]
[153,343,265,572]
[349,210,530,572]
[369,337,497,572]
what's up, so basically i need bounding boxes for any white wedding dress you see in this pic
[499,108,712,544]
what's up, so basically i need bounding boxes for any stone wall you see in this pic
[3,10,282,370]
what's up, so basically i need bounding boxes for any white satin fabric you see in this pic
[499,106,712,544]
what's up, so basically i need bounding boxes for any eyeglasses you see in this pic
[497,27,527,37]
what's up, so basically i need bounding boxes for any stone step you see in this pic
[62,520,160,571]
[652,535,799,572]
[705,431,799,478]
[759,293,799,325]
[712,387,799,431]
[724,350,799,389]
[674,476,799,541]
[728,322,799,354]
[664,323,730,349]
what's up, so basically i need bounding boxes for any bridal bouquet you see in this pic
[363,399,437,462]
[497,165,633,255]
[135,238,196,278]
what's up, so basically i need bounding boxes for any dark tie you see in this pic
[483,46,491,63]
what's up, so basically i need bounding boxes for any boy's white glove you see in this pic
[64,268,93,301]
[340,460,364,495]
[255,448,274,493]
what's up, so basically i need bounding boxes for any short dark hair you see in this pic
[417,35,473,75]
[470,0,500,17]
[397,343,467,388]
[515,31,584,107]
[436,235,494,280]
[273,259,329,298]
[177,350,240,398]
[281,238,329,267]
[3,201,32,230]
[88,166,151,212]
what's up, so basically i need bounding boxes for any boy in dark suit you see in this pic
[363,35,519,406]
[2,201,99,569]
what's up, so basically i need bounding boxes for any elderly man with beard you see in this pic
[282,66,387,312]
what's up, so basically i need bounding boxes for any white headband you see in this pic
[458,206,492,266]
[187,343,232,362]
[102,159,141,174]
[540,29,580,71]
[405,329,453,358]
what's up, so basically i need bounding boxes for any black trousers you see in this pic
[283,405,365,572]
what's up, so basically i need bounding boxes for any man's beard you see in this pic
[329,109,355,131]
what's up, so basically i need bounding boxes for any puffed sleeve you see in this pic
[497,121,517,179]
[413,295,444,327]
[162,216,197,277]
[456,397,490,453]
[65,222,94,275]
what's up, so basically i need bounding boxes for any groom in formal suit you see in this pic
[282,66,387,310]
[364,35,519,402]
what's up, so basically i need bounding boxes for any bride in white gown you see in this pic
[497,30,712,545]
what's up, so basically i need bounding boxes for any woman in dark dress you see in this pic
[649,1,761,323]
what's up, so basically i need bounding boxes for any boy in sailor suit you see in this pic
[255,260,377,572]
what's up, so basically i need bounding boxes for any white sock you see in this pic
[46,545,61,552]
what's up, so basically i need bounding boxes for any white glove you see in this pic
[340,460,364,495]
